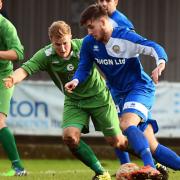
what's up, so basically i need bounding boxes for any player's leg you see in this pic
[62,99,107,177]
[98,88,131,164]
[144,123,180,170]
[89,89,127,150]
[112,88,156,168]
[89,92,127,179]
[0,84,26,176]
[90,94,158,179]
[114,148,130,164]
[63,127,106,175]
[120,113,155,168]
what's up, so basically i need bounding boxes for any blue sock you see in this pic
[124,125,155,168]
[114,148,130,164]
[153,144,180,170]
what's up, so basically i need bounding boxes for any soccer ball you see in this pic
[116,163,140,180]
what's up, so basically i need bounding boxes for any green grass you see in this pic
[0,159,179,180]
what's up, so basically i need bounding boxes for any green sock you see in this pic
[70,139,105,175]
[0,127,23,169]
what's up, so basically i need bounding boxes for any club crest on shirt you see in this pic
[112,45,120,54]
[67,64,74,71]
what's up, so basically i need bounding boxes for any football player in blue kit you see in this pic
[97,0,180,173]
[97,0,134,166]
[65,3,180,175]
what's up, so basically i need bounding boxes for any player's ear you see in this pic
[115,0,119,6]
[100,17,106,27]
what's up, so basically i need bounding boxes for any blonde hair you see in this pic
[48,21,71,39]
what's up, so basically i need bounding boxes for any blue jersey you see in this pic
[73,27,168,94]
[109,10,134,30]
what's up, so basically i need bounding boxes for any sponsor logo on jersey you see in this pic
[95,58,126,65]
[112,45,120,54]
[67,64,74,71]
[130,102,136,107]
[93,45,99,51]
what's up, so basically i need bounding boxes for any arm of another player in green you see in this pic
[0,50,20,61]
[3,68,28,88]
[1,17,24,60]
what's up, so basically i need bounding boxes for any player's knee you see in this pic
[0,113,6,129]
[120,113,140,131]
[63,132,80,148]
[120,119,130,131]
[107,139,117,147]
[117,137,128,150]
[106,136,127,150]
[63,127,81,148]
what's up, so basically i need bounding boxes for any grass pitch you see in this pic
[0,159,179,180]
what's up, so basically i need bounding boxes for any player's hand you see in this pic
[3,75,14,88]
[151,62,165,84]
[65,79,79,93]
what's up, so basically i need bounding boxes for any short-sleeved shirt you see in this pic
[22,39,107,101]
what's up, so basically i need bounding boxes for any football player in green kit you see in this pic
[0,0,26,176]
[4,20,129,180]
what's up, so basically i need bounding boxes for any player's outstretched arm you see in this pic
[3,68,28,88]
[151,62,166,84]
[64,79,79,93]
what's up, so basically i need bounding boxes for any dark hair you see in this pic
[80,4,108,26]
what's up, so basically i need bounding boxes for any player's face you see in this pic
[85,19,106,42]
[51,34,72,58]
[97,0,118,15]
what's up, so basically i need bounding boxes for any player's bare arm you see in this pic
[0,50,19,61]
[3,68,28,88]
[64,79,79,93]
[151,62,166,84]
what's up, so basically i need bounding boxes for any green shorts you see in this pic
[62,88,121,137]
[0,78,14,115]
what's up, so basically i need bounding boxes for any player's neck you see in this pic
[102,26,113,44]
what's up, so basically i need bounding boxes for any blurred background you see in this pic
[1,0,180,159]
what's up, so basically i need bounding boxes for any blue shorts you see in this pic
[110,87,158,133]
[138,119,158,134]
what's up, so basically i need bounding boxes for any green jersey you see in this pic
[0,14,24,77]
[22,39,106,99]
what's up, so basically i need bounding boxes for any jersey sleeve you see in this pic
[21,48,48,75]
[73,36,94,84]
[111,10,135,30]
[120,30,168,65]
[2,19,24,60]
